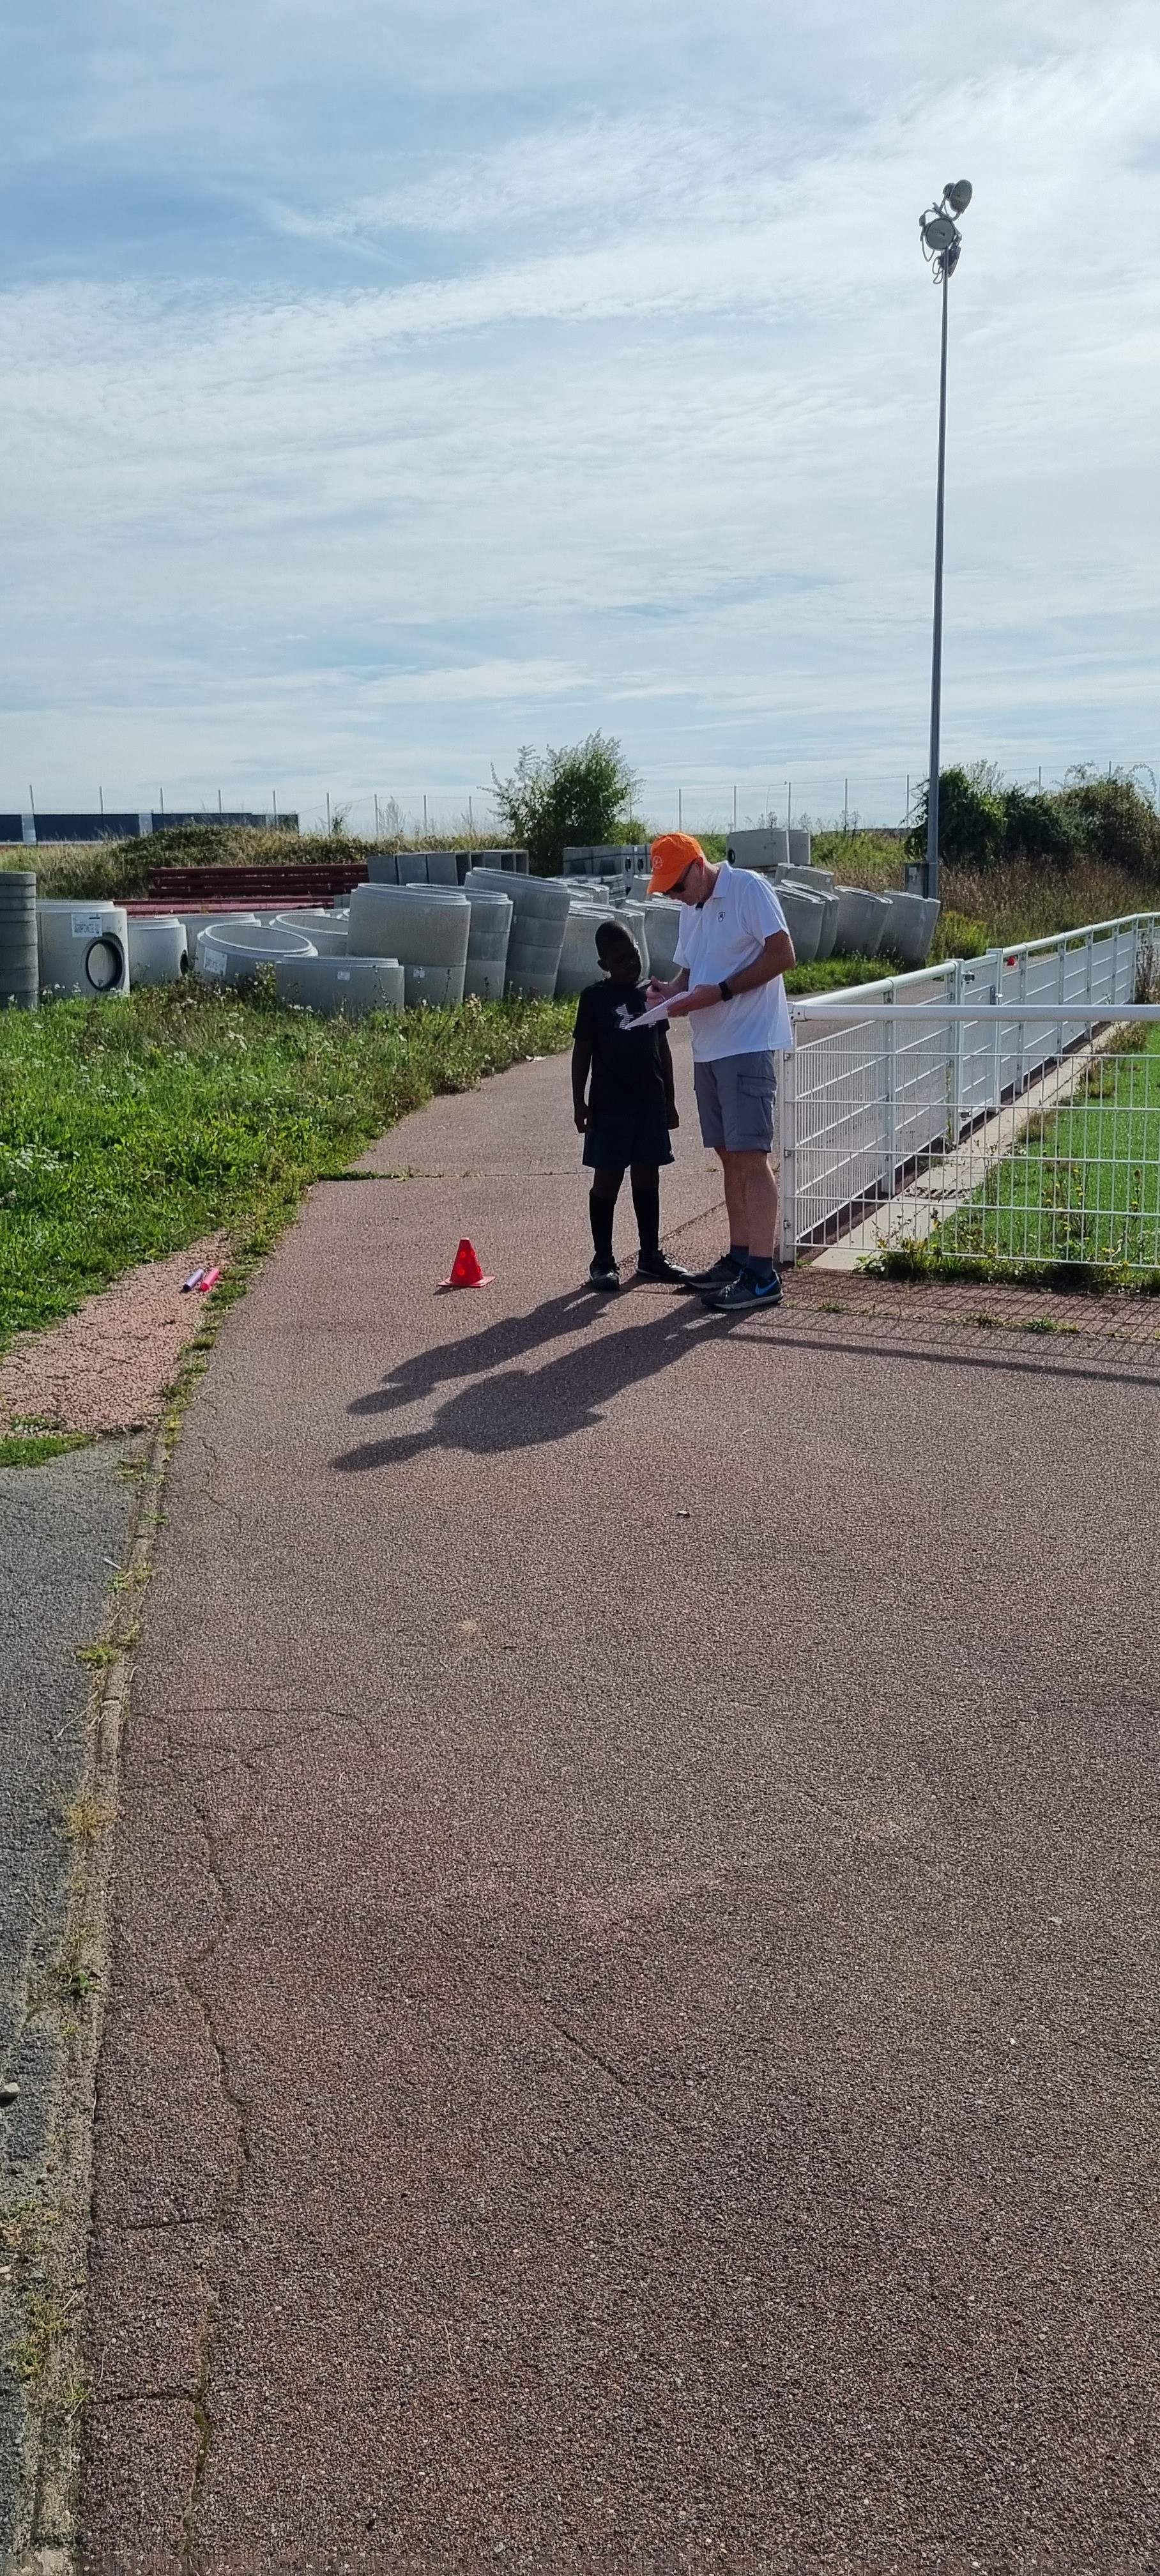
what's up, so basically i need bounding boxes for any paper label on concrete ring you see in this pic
[337,969,351,981]
[71,910,105,938]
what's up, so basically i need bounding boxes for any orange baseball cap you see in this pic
[648,832,706,895]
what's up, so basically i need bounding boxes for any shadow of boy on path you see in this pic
[334,1292,723,1471]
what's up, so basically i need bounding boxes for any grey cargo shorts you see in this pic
[692,1050,777,1153]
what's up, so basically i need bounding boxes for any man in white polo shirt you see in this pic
[646,832,795,1314]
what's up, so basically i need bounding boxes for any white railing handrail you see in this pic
[986,910,1159,962]
[793,907,1159,1015]
[791,1001,1160,1023]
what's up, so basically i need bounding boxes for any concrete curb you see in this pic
[6,1417,171,2576]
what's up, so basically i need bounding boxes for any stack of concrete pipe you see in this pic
[191,905,406,1016]
[640,896,682,983]
[562,845,651,880]
[181,877,506,1016]
[197,920,319,988]
[462,880,514,1001]
[724,827,939,965]
[37,901,130,998]
[23,874,496,1017]
[369,851,461,888]
[179,908,261,957]
[832,888,892,956]
[779,863,834,896]
[0,870,39,1009]
[471,848,530,874]
[874,890,942,967]
[127,916,188,984]
[369,848,530,887]
[275,955,404,1015]
[470,868,570,997]
[770,884,825,966]
[273,907,350,955]
[347,882,470,1008]
[727,829,790,873]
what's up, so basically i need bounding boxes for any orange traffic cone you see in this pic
[441,1237,494,1289]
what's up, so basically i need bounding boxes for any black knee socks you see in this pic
[589,1190,616,1266]
[631,1177,660,1257]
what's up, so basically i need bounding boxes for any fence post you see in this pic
[779,1037,797,1265]
[991,953,1003,1111]
[883,983,896,1197]
[950,957,963,1140]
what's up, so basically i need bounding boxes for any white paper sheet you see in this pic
[616,997,671,1032]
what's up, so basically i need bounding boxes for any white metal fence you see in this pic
[779,912,1160,1275]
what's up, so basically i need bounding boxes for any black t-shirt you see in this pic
[574,979,669,1119]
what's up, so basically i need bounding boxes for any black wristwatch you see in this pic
[719,978,734,1001]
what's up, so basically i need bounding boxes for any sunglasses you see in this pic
[668,859,699,896]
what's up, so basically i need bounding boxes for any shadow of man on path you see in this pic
[347,1289,600,1423]
[334,1294,724,1471]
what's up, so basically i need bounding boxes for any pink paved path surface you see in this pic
[82,1036,1160,2573]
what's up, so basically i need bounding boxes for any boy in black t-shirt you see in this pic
[570,920,689,1292]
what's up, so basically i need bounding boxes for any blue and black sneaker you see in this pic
[703,1267,782,1314]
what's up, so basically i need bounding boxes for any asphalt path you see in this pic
[82,1032,1160,2573]
[0,1438,135,2561]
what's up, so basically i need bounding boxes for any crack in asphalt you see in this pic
[174,1793,252,2573]
[431,1926,695,2149]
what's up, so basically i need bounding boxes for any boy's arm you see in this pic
[571,1034,593,1130]
[657,1029,679,1127]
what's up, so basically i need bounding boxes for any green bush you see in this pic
[906,763,1007,870]
[1000,785,1082,865]
[908,762,1160,882]
[931,909,991,962]
[1054,770,1160,876]
[490,735,641,875]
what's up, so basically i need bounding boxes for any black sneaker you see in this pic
[635,1250,693,1286]
[674,1253,742,1293]
[588,1259,620,1292]
[703,1268,782,1314]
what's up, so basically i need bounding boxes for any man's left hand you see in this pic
[667,983,724,1018]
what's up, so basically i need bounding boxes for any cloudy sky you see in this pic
[1,0,1157,834]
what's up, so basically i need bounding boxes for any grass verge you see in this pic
[863,1240,1160,1294]
[0,981,574,1353]
[786,954,899,995]
[0,1430,95,1469]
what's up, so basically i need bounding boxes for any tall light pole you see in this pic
[919,178,972,901]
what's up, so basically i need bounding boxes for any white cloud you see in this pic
[1,3,1159,819]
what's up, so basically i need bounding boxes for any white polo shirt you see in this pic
[674,864,793,1061]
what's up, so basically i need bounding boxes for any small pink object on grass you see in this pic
[197,1266,223,1294]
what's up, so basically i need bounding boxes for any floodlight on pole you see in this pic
[918,178,972,901]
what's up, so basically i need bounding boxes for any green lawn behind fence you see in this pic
[935,1029,1160,1276]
